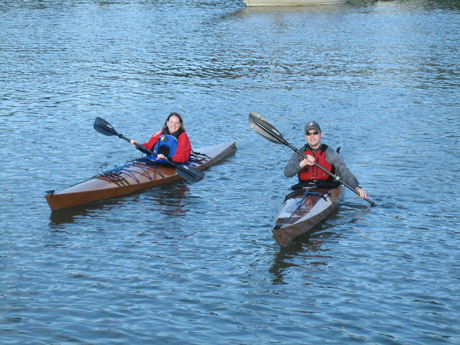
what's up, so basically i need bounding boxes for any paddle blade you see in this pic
[176,164,205,183]
[248,112,286,145]
[94,117,119,137]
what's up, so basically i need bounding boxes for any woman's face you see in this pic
[166,115,181,133]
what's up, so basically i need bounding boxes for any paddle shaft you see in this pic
[119,134,205,182]
[289,142,376,206]
[250,114,377,206]
[116,133,152,154]
[93,117,204,183]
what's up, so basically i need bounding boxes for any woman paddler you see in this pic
[130,112,192,164]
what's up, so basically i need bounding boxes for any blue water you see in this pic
[1,0,459,344]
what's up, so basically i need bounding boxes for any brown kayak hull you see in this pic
[272,185,343,247]
[45,141,236,211]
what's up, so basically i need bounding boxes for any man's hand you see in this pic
[355,186,368,200]
[299,155,315,168]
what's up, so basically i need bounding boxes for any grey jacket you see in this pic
[284,145,360,188]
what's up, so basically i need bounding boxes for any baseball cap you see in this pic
[305,121,321,133]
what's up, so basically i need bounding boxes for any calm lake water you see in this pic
[1,0,459,343]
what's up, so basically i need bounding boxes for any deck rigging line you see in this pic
[96,151,209,186]
[99,171,131,187]
[91,150,211,187]
[274,190,327,230]
[98,161,164,186]
[189,150,211,165]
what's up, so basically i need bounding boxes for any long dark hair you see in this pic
[162,112,186,132]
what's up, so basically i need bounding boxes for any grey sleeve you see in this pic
[325,147,360,188]
[284,149,304,177]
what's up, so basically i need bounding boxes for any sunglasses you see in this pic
[306,131,319,136]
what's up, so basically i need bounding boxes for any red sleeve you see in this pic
[142,129,164,151]
[171,132,192,163]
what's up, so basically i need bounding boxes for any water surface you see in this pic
[1,0,459,343]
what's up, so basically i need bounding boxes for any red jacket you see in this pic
[298,144,333,181]
[142,129,191,163]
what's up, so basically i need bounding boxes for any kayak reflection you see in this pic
[48,197,125,227]
[143,184,190,219]
[269,225,342,285]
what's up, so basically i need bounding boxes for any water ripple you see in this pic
[1,0,460,344]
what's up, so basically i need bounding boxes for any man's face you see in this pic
[304,129,322,148]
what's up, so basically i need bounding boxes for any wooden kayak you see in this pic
[272,183,343,247]
[45,141,236,211]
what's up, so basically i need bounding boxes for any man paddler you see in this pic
[284,121,368,200]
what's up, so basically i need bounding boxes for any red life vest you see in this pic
[298,144,333,181]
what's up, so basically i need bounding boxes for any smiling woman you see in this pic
[130,112,191,164]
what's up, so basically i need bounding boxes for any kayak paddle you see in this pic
[248,111,377,206]
[93,117,205,183]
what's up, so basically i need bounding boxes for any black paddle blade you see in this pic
[248,112,286,145]
[176,164,205,183]
[94,117,119,137]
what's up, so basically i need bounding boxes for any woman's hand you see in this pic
[157,154,166,160]
[130,139,138,147]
